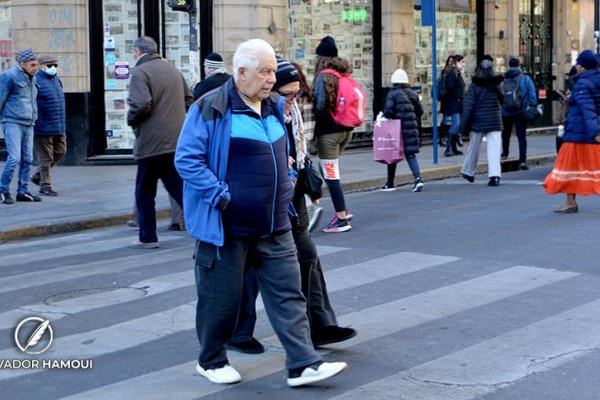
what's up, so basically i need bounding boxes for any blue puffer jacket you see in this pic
[459,73,504,134]
[0,64,37,126]
[175,79,294,246]
[34,70,66,135]
[501,67,537,117]
[562,68,600,144]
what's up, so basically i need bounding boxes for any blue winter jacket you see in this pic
[0,64,37,126]
[562,68,600,144]
[175,79,294,246]
[34,70,66,135]
[501,67,537,117]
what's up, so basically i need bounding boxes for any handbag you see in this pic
[524,104,543,122]
[298,157,323,201]
[373,119,404,164]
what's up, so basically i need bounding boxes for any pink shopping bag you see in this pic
[373,119,404,164]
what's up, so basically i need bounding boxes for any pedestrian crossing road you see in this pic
[1,224,599,400]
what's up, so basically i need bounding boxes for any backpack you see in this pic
[503,75,524,112]
[319,68,366,128]
[436,71,447,101]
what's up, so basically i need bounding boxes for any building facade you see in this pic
[0,0,596,164]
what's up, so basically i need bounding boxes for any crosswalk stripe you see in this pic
[0,235,187,269]
[329,298,600,400]
[0,247,190,295]
[30,265,577,398]
[0,270,195,330]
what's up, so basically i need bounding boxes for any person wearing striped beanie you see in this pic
[193,52,232,100]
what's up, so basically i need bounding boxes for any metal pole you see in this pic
[188,2,199,86]
[431,2,438,164]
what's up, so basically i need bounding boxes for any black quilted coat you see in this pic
[382,85,420,155]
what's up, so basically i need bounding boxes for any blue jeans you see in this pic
[0,122,34,195]
[448,113,461,137]
[194,232,321,370]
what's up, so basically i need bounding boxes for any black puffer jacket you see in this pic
[383,85,420,156]
[443,70,465,115]
[459,73,504,134]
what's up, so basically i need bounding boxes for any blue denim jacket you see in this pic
[0,64,38,126]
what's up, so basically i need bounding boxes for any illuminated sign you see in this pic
[341,9,368,23]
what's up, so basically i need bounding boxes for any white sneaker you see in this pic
[307,206,323,232]
[287,361,348,387]
[129,240,160,249]
[196,363,241,384]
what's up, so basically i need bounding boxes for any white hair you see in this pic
[232,39,275,81]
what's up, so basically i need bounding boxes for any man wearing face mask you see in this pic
[0,48,41,204]
[31,54,66,197]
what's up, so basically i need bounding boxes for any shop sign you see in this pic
[0,40,12,58]
[341,9,367,23]
[115,61,130,79]
[538,89,547,99]
[520,43,527,54]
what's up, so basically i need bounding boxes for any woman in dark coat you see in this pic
[459,59,504,186]
[544,50,600,213]
[443,54,466,157]
[380,68,424,192]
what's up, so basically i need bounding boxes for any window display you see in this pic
[287,0,374,133]
[414,6,477,127]
[102,0,193,150]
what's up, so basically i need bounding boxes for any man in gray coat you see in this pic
[127,36,193,248]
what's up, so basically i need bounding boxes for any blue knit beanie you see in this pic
[576,50,599,70]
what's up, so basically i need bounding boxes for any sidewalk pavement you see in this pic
[0,133,558,242]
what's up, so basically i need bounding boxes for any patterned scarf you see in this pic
[289,100,307,169]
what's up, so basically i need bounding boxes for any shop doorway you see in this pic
[91,0,196,155]
[518,0,553,126]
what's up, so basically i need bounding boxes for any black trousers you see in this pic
[135,153,183,243]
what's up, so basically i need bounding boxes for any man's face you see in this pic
[133,48,142,60]
[20,60,39,76]
[236,53,277,101]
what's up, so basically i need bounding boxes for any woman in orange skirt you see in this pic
[544,49,600,213]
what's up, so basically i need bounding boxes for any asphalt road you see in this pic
[1,164,599,400]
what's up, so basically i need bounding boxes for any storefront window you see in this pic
[0,0,11,140]
[287,0,374,132]
[102,0,193,151]
[414,1,477,127]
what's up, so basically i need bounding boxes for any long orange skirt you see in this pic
[544,142,600,195]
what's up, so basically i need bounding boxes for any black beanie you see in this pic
[316,36,338,57]
[273,57,300,90]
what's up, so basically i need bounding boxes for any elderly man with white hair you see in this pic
[175,38,348,387]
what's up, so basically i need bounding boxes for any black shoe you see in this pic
[226,337,265,354]
[0,192,14,204]
[457,135,463,147]
[444,147,453,157]
[167,223,186,231]
[16,192,42,202]
[311,326,357,348]
[487,176,500,186]
[31,173,41,186]
[500,154,508,161]
[411,178,424,192]
[39,186,58,196]
[519,162,529,171]
[461,173,475,183]
[452,149,464,155]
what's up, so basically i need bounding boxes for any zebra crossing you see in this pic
[0,227,598,399]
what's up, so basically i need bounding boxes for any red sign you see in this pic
[520,44,528,54]
[0,40,12,58]
[538,89,547,99]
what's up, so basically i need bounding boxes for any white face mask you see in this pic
[45,66,57,76]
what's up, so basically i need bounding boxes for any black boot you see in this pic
[444,135,453,157]
[438,125,448,147]
[451,135,463,155]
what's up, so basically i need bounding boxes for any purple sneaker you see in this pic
[322,216,351,233]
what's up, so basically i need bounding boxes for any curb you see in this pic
[0,153,556,242]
